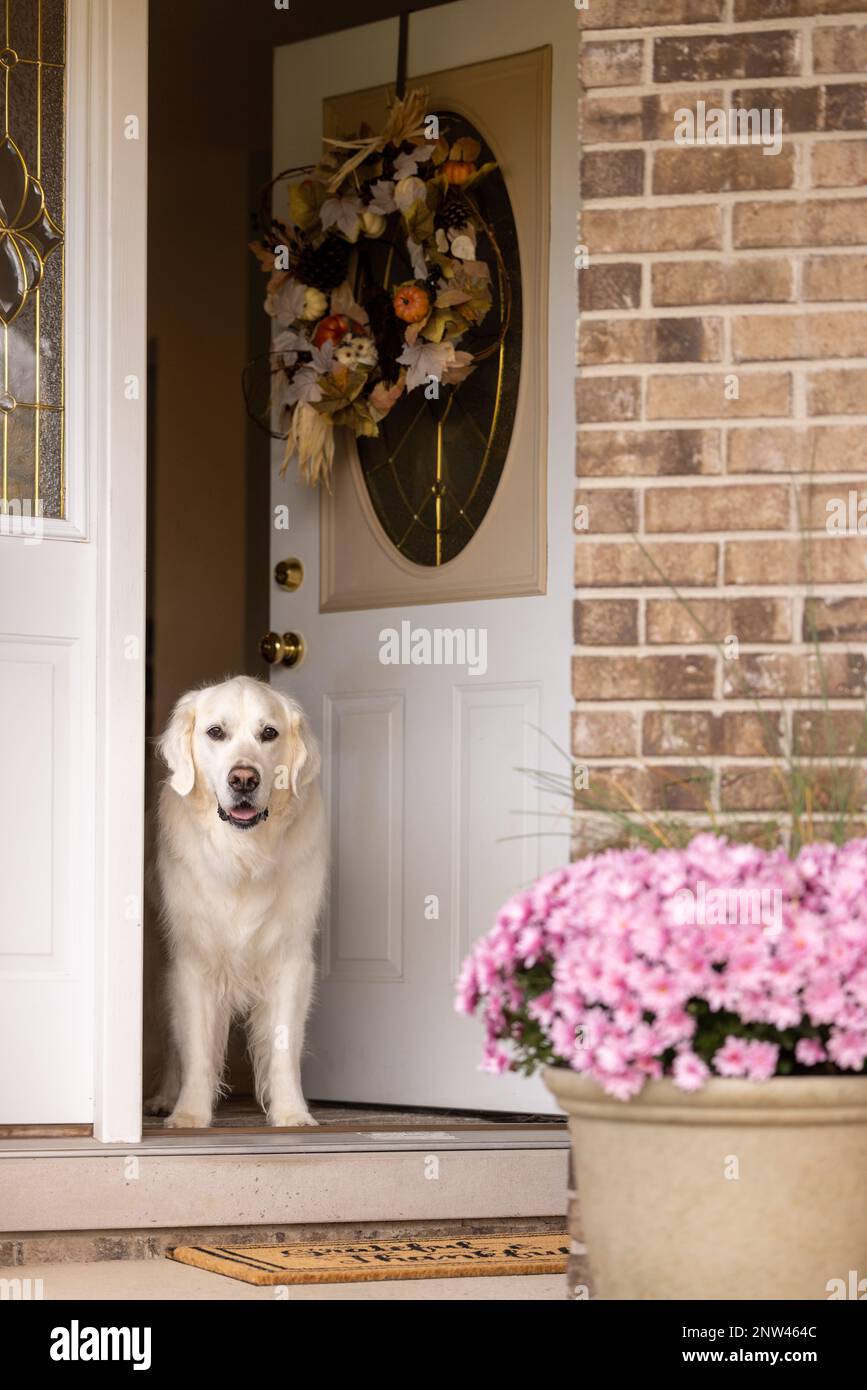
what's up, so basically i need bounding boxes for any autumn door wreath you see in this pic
[249,89,509,488]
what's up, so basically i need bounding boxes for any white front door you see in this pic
[0,0,147,1135]
[269,0,576,1113]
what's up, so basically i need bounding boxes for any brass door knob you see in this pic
[274,557,304,592]
[259,631,306,668]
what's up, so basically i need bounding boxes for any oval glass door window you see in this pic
[355,111,522,568]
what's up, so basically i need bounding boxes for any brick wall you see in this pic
[574,0,867,849]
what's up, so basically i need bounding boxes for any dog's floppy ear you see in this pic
[275,691,321,796]
[158,690,198,796]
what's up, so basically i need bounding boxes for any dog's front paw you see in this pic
[269,1109,319,1128]
[165,1109,212,1129]
[144,1094,176,1116]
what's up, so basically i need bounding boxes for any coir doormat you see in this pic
[168,1234,569,1285]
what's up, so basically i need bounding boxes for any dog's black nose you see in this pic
[228,765,260,794]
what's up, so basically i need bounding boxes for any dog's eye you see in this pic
[206,725,225,741]
[260,726,279,742]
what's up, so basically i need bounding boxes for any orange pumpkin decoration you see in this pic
[313,314,350,348]
[313,314,364,348]
[393,284,431,324]
[443,159,476,186]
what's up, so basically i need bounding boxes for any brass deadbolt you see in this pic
[274,558,304,592]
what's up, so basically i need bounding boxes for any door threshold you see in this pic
[0,1126,568,1159]
[149,1119,567,1136]
[0,1125,93,1140]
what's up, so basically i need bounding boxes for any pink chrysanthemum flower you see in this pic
[456,835,867,1098]
[673,1051,710,1093]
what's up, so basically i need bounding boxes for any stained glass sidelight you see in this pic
[0,0,65,521]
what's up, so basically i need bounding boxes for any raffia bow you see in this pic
[322,88,430,193]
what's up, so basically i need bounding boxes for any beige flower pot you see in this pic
[545,1068,867,1301]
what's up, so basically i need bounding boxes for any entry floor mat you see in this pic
[168,1233,569,1285]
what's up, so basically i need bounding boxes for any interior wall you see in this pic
[148,10,267,741]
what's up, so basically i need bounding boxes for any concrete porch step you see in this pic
[0,1128,570,1247]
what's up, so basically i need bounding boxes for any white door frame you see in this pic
[83,0,148,1143]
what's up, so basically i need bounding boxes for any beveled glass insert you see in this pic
[0,0,66,521]
[355,111,522,568]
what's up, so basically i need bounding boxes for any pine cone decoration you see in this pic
[435,197,471,234]
[293,234,350,291]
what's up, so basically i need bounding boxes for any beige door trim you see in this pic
[319,46,552,613]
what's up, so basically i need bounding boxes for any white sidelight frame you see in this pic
[77,0,148,1143]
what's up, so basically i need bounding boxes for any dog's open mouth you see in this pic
[217,800,270,831]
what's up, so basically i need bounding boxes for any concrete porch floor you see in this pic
[12,1259,565,1300]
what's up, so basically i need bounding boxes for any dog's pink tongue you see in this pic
[231,805,259,820]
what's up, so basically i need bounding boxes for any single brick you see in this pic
[647,372,791,420]
[793,707,867,756]
[797,480,867,530]
[805,595,867,641]
[729,424,867,473]
[645,483,789,532]
[803,253,867,300]
[572,654,716,702]
[813,26,867,74]
[652,258,794,307]
[644,711,718,757]
[736,0,867,17]
[579,764,711,814]
[576,377,641,424]
[723,761,866,812]
[646,596,792,644]
[579,0,725,29]
[577,428,722,477]
[579,317,722,366]
[811,425,867,469]
[825,84,867,132]
[725,537,867,584]
[572,819,631,858]
[808,367,867,415]
[644,766,711,813]
[653,145,795,196]
[584,205,722,254]
[720,767,789,812]
[731,84,820,133]
[734,197,867,248]
[720,711,785,758]
[574,540,718,587]
[574,486,638,533]
[653,31,801,84]
[580,263,642,312]
[574,598,639,646]
[582,94,647,144]
[581,149,645,200]
[723,651,866,699]
[571,710,638,759]
[811,140,867,189]
[733,310,867,362]
[580,39,644,89]
[727,426,810,473]
[653,87,726,140]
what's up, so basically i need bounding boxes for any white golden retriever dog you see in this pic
[145,675,327,1128]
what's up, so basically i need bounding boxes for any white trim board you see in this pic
[90,0,148,1143]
